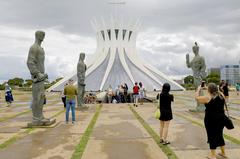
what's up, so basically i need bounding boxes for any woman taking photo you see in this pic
[159,83,174,145]
[195,83,227,159]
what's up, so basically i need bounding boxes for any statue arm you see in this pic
[201,58,206,72]
[27,47,40,76]
[186,54,191,68]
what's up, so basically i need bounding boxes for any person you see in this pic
[139,82,145,105]
[123,83,128,103]
[107,85,113,103]
[219,80,225,93]
[235,82,240,95]
[133,82,139,107]
[222,82,229,105]
[195,83,227,159]
[5,84,14,107]
[159,83,174,145]
[61,83,68,108]
[119,85,125,103]
[64,79,78,124]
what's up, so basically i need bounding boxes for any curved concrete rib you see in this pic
[100,47,116,90]
[126,47,163,86]
[118,48,135,84]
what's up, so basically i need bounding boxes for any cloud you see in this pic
[0,0,240,82]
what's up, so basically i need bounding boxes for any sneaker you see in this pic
[160,139,164,143]
[65,121,69,124]
[72,121,75,124]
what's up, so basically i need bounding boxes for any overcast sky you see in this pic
[0,0,240,83]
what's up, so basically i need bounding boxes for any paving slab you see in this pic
[81,104,168,159]
[0,105,96,159]
[135,101,240,159]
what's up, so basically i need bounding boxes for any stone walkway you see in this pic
[0,90,239,159]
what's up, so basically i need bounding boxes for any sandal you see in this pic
[162,140,170,145]
[159,139,164,143]
[218,153,228,158]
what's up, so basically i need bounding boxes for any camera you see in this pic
[201,81,205,87]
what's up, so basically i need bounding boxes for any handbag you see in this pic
[224,102,234,130]
[154,109,160,119]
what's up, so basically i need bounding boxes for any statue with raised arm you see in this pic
[186,42,206,112]
[27,30,56,127]
[77,52,87,109]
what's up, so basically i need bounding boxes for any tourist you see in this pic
[222,82,229,105]
[123,83,128,103]
[133,82,139,107]
[64,79,77,124]
[159,83,174,145]
[195,83,227,159]
[119,84,125,103]
[219,80,225,93]
[107,85,113,103]
[139,82,145,105]
[5,84,14,107]
[235,82,240,95]
[61,83,68,108]
[114,85,120,103]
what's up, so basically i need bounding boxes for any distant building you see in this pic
[220,65,240,85]
[207,67,220,76]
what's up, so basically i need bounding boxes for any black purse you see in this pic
[224,102,234,130]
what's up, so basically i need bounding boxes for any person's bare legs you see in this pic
[163,121,170,142]
[160,120,164,141]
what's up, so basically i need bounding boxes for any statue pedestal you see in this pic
[26,118,56,128]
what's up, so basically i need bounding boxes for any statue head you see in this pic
[192,42,199,55]
[35,30,45,42]
[79,52,85,61]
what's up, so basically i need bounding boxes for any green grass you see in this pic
[129,105,179,159]
[175,113,240,145]
[0,109,64,149]
[71,105,102,159]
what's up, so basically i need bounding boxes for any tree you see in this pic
[184,75,194,84]
[8,77,24,87]
[24,79,33,87]
[206,73,220,85]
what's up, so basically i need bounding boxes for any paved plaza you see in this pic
[0,90,240,159]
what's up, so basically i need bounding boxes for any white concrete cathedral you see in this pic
[48,19,185,91]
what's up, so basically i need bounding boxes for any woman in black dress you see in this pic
[222,82,229,104]
[195,83,227,159]
[159,83,174,145]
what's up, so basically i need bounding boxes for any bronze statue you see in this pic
[27,30,56,127]
[186,42,206,112]
[77,52,87,109]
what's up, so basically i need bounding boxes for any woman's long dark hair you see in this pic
[161,83,170,94]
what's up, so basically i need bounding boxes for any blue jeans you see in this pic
[66,99,76,122]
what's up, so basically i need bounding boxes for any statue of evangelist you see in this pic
[77,52,87,109]
[27,31,56,127]
[186,42,206,112]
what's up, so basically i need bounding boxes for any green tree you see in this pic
[206,73,220,85]
[184,75,194,84]
[24,79,33,87]
[8,77,24,87]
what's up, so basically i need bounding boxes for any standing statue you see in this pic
[27,30,56,127]
[186,42,206,112]
[77,52,87,109]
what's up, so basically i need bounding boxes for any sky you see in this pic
[0,0,240,83]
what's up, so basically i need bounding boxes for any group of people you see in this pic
[107,83,129,103]
[159,82,231,159]
[106,82,146,107]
